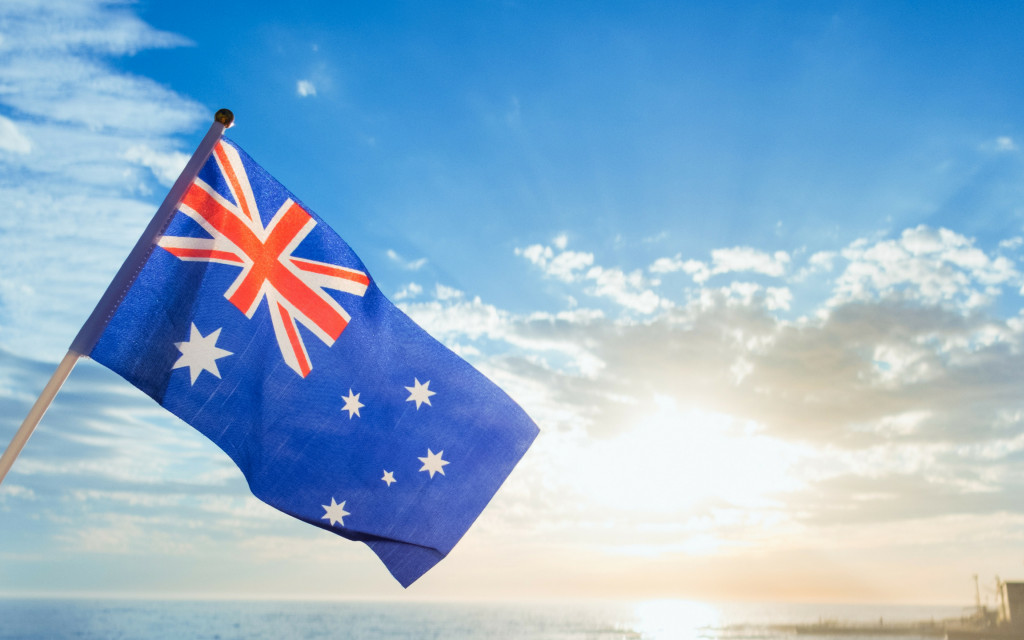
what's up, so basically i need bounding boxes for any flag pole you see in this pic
[70,108,235,356]
[0,109,234,488]
[0,351,79,486]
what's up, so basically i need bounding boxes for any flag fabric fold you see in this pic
[86,137,539,587]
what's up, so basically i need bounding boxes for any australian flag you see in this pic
[82,138,539,587]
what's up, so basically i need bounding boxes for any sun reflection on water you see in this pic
[631,600,722,640]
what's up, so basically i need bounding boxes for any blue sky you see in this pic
[1,0,1023,603]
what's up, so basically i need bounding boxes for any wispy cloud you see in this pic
[651,247,791,283]
[392,282,423,300]
[516,238,667,313]
[122,145,189,187]
[982,135,1018,153]
[296,79,317,97]
[0,0,205,361]
[0,114,31,153]
[385,248,427,270]
[515,243,594,283]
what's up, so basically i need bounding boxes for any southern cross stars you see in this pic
[173,323,232,385]
[322,497,350,527]
[318,379,447,524]
[341,389,364,419]
[405,378,435,409]
[418,449,449,478]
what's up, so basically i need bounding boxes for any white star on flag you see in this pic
[418,449,449,478]
[341,389,364,419]
[405,378,435,409]
[172,323,233,385]
[321,497,350,527]
[381,470,396,486]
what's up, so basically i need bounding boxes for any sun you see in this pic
[557,395,804,541]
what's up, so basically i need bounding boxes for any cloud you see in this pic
[385,249,427,270]
[515,243,594,283]
[516,239,667,313]
[416,225,1024,557]
[0,0,191,57]
[831,226,1021,308]
[123,144,189,186]
[713,247,791,277]
[392,282,423,300]
[650,247,790,283]
[982,136,1018,153]
[0,114,31,153]
[583,265,668,314]
[0,0,205,360]
[434,283,464,300]
[296,79,317,97]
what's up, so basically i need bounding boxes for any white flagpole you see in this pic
[0,351,79,485]
[0,109,234,488]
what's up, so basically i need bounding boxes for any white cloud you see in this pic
[649,254,685,274]
[548,251,595,281]
[0,114,31,153]
[123,144,189,186]
[989,136,1017,152]
[999,237,1023,251]
[515,243,593,283]
[385,249,427,270]
[0,0,191,56]
[650,247,790,283]
[584,265,668,314]
[831,226,1022,308]
[392,282,423,300]
[649,254,712,282]
[516,240,667,313]
[765,286,792,311]
[296,79,317,97]
[0,0,205,359]
[0,484,35,500]
[711,247,790,277]
[434,283,464,300]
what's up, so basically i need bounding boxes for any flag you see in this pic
[83,137,539,587]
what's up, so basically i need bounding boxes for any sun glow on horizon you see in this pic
[569,398,804,514]
[631,599,722,640]
[530,396,811,560]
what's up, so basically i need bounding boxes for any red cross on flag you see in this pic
[157,141,370,377]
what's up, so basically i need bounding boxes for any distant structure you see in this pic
[791,576,1024,640]
[946,579,1024,640]
[1007,582,1024,631]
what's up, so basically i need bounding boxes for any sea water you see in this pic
[0,599,966,640]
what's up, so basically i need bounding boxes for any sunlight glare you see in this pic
[571,400,803,516]
[632,599,721,640]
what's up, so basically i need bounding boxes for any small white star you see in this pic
[321,497,350,527]
[173,323,233,385]
[381,470,396,486]
[405,378,436,409]
[341,389,364,419]
[418,448,449,478]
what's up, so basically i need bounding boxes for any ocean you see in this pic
[0,599,967,640]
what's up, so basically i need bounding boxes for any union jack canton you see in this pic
[87,137,539,587]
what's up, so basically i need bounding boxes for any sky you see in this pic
[1,0,1023,605]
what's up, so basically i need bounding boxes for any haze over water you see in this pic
[0,599,971,640]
